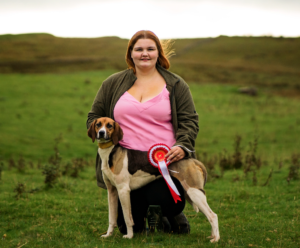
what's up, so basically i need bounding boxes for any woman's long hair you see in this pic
[125,30,175,73]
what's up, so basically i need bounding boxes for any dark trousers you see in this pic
[117,177,185,234]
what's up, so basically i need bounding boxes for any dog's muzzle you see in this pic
[97,129,110,143]
[98,130,105,139]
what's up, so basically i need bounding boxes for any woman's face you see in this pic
[131,38,159,71]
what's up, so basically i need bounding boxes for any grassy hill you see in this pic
[1,33,300,92]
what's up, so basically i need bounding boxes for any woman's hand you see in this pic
[165,147,185,163]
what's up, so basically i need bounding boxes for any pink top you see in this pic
[114,86,176,151]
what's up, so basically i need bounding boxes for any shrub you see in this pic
[219,135,244,172]
[0,161,3,180]
[62,162,72,176]
[17,155,26,173]
[70,158,86,178]
[14,182,26,199]
[42,135,62,187]
[219,149,232,172]
[244,137,261,176]
[42,163,60,188]
[8,158,16,170]
[287,153,300,182]
[197,152,217,172]
[232,135,243,169]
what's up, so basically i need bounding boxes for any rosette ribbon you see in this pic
[148,144,181,203]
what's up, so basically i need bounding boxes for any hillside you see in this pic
[0,33,300,91]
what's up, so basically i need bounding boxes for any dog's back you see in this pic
[108,145,161,176]
[109,145,207,191]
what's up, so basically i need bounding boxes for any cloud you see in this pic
[0,0,299,38]
[1,0,300,12]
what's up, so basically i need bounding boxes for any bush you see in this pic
[42,136,62,187]
[42,163,60,188]
[14,182,26,199]
[287,153,300,182]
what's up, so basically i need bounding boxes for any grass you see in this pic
[0,70,115,161]
[0,162,299,247]
[0,70,300,247]
[190,83,300,160]
[0,71,299,162]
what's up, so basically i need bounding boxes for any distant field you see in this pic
[0,33,299,92]
[0,70,299,247]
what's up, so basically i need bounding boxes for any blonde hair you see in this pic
[161,39,176,60]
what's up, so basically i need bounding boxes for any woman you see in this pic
[87,30,199,234]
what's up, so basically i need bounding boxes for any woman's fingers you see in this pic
[165,147,185,163]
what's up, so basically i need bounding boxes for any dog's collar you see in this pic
[98,141,114,149]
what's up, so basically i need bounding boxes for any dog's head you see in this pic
[87,117,123,145]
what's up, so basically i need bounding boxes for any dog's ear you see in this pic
[112,122,123,145]
[87,120,97,143]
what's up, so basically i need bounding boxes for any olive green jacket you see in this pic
[86,64,199,188]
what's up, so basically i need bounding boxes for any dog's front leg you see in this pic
[118,185,134,239]
[102,179,118,238]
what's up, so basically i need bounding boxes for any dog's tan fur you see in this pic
[88,117,220,242]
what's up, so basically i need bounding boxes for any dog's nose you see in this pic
[99,130,105,138]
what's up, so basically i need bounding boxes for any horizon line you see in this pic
[1,32,300,40]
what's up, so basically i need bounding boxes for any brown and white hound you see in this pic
[88,117,220,242]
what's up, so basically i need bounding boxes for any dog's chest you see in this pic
[98,146,116,179]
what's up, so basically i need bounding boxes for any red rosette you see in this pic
[148,143,171,168]
[148,143,182,203]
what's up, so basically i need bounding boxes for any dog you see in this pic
[88,117,220,242]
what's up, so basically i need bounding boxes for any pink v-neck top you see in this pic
[114,86,176,151]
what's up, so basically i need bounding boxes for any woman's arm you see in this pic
[173,79,199,158]
[86,80,109,129]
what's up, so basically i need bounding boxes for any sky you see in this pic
[0,0,299,39]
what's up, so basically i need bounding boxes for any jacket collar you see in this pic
[126,64,180,87]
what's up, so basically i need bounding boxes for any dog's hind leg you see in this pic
[102,181,118,238]
[187,188,220,243]
[117,185,134,239]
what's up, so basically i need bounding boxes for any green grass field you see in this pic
[0,70,299,247]
[1,165,299,247]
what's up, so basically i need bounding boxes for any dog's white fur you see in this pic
[88,118,220,242]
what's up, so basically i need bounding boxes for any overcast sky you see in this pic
[0,0,299,39]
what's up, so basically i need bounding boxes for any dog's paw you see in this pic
[123,234,133,239]
[207,235,220,243]
[101,233,112,238]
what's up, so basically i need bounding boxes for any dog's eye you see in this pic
[96,122,101,128]
[107,123,112,129]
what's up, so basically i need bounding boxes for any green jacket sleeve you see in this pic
[173,79,199,158]
[86,79,109,129]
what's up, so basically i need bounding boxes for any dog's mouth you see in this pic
[97,137,111,144]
